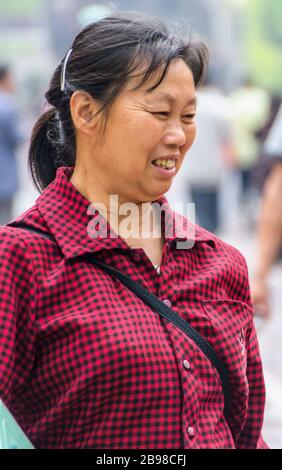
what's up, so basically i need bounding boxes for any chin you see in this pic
[150,190,167,203]
[161,181,173,194]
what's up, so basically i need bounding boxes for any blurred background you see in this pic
[0,0,281,448]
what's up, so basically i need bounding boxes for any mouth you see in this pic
[151,159,176,170]
[150,155,179,178]
[151,155,179,170]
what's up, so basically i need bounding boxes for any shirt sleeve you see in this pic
[0,229,37,407]
[234,254,270,449]
[236,320,270,449]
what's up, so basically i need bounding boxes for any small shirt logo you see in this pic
[237,328,246,356]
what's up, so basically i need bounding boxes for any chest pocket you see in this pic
[200,299,253,440]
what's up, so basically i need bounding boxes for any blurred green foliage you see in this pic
[0,0,39,16]
[245,0,282,94]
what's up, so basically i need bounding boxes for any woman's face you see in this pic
[81,58,197,204]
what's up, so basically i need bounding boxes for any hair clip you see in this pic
[60,48,73,92]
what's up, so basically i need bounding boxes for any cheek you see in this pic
[138,114,164,138]
[126,115,164,157]
[187,124,196,145]
[118,113,160,148]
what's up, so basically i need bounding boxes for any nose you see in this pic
[163,121,187,148]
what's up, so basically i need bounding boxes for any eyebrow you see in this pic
[146,91,197,107]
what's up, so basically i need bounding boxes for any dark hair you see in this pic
[28,12,209,192]
[0,65,10,82]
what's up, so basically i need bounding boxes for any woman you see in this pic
[0,13,268,449]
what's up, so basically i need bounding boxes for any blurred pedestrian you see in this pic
[251,95,281,195]
[0,64,24,225]
[251,104,282,319]
[229,79,270,207]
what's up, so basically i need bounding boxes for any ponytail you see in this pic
[28,105,75,193]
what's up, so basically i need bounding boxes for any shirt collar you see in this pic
[36,166,215,260]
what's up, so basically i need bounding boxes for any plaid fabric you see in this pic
[0,166,269,449]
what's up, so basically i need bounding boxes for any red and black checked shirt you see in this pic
[0,166,269,449]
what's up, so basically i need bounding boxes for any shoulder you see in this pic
[0,223,29,254]
[170,206,248,270]
[0,223,38,304]
[198,224,249,276]
[1,204,55,264]
[0,222,36,268]
[4,204,53,244]
[186,222,252,306]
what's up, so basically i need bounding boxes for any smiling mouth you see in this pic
[151,158,176,169]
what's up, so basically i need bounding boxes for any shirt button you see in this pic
[163,299,172,308]
[131,252,141,263]
[187,426,195,438]
[183,360,191,370]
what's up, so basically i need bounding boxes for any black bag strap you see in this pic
[8,222,230,418]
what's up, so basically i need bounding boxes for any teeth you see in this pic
[153,159,175,169]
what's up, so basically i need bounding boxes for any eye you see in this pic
[152,111,196,119]
[152,111,169,117]
[184,113,196,120]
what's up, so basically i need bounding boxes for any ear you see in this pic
[70,90,99,136]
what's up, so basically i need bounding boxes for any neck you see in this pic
[70,171,162,243]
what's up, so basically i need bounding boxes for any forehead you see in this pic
[125,59,196,101]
